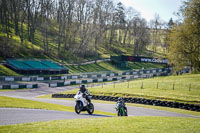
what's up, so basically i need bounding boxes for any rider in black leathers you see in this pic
[79,84,91,103]
[116,97,127,110]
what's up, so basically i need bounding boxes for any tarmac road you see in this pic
[0,82,75,97]
[24,97,200,118]
[0,108,110,125]
[0,82,199,125]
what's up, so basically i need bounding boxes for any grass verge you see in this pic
[0,116,199,133]
[0,96,115,116]
[60,74,200,105]
[38,95,200,117]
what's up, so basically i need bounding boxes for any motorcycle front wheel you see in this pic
[87,103,94,115]
[75,104,81,114]
[118,109,122,116]
[118,108,126,116]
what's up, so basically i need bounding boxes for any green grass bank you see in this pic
[67,61,166,73]
[0,60,165,76]
[62,74,200,105]
[0,116,199,133]
[0,96,115,116]
[0,64,20,76]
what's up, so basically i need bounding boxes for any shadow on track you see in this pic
[79,113,113,117]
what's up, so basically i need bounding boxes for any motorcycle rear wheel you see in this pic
[125,108,128,116]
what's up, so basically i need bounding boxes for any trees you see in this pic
[168,18,174,29]
[131,17,150,56]
[168,0,200,71]
[123,7,139,46]
[115,2,125,45]
[0,0,11,38]
[149,14,163,53]
[0,0,154,61]
[161,18,174,54]
[18,0,27,45]
[40,0,55,55]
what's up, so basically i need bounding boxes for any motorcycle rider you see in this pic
[78,84,91,103]
[116,97,127,110]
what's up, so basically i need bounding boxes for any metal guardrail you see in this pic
[0,84,38,89]
[0,68,172,82]
[49,69,171,87]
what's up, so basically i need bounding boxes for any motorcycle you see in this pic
[74,91,94,115]
[115,102,128,116]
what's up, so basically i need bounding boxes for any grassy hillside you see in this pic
[0,117,199,133]
[0,23,167,76]
[0,64,20,76]
[67,61,166,73]
[0,26,46,59]
[0,61,166,76]
[0,22,166,62]
[63,74,200,105]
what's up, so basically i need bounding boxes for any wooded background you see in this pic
[0,0,199,71]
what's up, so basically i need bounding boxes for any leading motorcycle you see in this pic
[74,91,94,115]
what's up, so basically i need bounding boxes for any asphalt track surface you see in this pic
[0,108,110,125]
[0,82,199,125]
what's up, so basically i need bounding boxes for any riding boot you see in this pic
[87,99,91,104]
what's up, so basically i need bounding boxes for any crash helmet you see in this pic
[118,97,123,101]
[80,84,85,91]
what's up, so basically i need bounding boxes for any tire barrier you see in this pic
[0,84,38,89]
[52,94,200,112]
[0,68,172,82]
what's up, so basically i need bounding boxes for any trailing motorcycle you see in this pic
[74,91,94,115]
[115,102,128,116]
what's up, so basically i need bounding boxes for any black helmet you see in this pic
[80,84,85,90]
[118,97,123,101]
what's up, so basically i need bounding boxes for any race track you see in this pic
[0,82,199,125]
[0,108,110,125]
